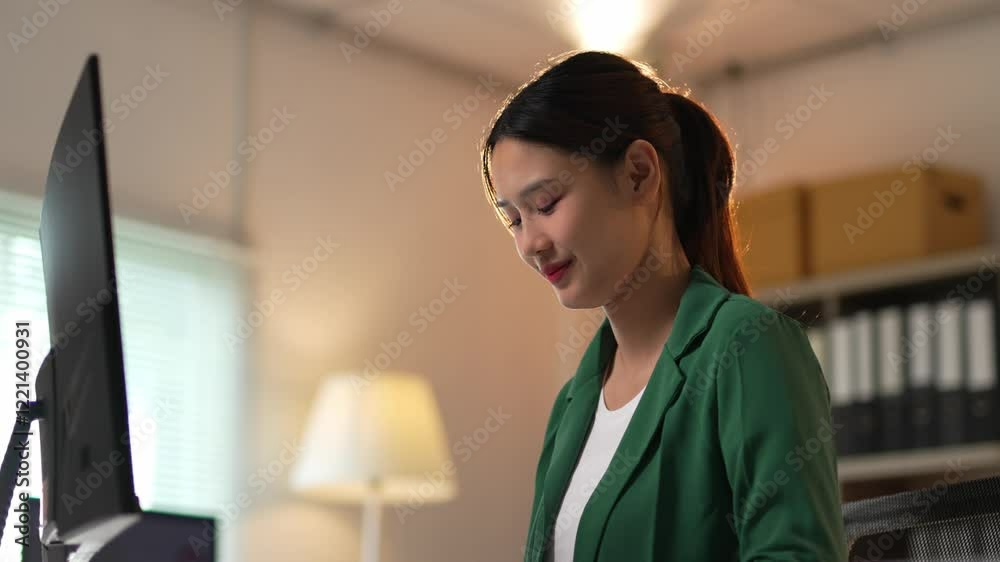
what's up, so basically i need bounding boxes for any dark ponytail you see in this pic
[662,91,749,296]
[481,50,749,296]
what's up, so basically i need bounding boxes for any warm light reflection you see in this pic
[570,0,675,54]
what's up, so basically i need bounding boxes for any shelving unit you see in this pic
[754,244,1000,311]
[838,441,1000,483]
[750,245,1000,494]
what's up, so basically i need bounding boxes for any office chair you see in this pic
[843,474,1000,561]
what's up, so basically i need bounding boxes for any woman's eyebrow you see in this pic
[496,178,557,208]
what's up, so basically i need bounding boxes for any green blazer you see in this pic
[523,265,848,562]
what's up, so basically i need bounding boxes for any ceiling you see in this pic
[266,0,1000,87]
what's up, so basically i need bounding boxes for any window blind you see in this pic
[0,189,248,561]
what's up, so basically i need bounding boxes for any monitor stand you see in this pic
[0,398,75,562]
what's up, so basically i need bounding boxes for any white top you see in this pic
[551,380,647,562]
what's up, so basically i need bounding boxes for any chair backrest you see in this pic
[843,474,1000,561]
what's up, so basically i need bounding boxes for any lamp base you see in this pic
[361,488,382,562]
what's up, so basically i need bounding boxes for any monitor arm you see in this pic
[0,351,76,562]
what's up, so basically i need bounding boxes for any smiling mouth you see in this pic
[544,259,573,282]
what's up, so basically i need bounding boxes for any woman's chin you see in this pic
[553,285,576,307]
[554,287,599,310]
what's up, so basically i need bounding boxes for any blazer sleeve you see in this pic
[715,306,848,562]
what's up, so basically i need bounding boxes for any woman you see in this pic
[479,51,847,561]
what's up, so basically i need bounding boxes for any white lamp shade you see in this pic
[290,370,458,505]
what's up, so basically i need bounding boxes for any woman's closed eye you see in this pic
[538,198,560,215]
[508,197,561,229]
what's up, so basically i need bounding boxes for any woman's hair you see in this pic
[479,50,750,296]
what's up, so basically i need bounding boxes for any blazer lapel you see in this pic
[571,341,685,561]
[527,317,612,561]
[532,265,730,562]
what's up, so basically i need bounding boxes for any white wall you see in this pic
[699,14,1000,243]
[0,0,243,240]
[239,9,564,562]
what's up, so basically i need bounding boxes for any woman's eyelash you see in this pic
[507,197,560,229]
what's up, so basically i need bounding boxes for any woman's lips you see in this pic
[545,259,573,283]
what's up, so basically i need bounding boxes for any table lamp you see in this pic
[290,370,457,562]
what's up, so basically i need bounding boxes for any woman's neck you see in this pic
[602,245,691,382]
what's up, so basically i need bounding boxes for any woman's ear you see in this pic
[619,139,662,201]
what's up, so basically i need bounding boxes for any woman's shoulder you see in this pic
[684,292,821,393]
[705,292,807,347]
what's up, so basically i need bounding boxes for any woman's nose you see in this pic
[518,220,552,261]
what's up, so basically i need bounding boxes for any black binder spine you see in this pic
[965,298,999,443]
[937,299,965,446]
[831,318,855,456]
[854,311,879,454]
[906,303,937,450]
[877,306,907,452]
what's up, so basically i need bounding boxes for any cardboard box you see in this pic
[735,183,809,289]
[807,165,986,276]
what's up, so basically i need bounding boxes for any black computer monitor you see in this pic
[21,498,216,562]
[22,498,217,561]
[34,53,142,548]
[89,510,216,561]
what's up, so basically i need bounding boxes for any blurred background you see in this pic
[1,0,999,560]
